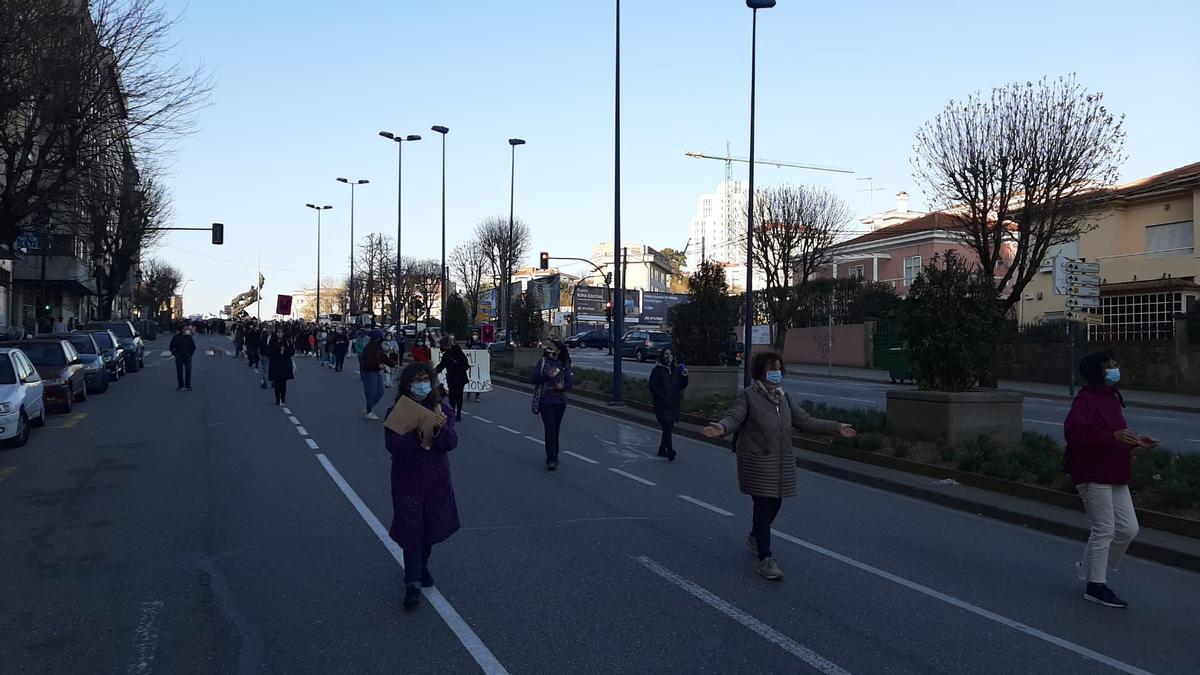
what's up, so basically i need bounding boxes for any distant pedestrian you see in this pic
[465,331,486,401]
[386,362,460,609]
[532,340,572,470]
[169,325,197,391]
[381,331,400,388]
[317,325,328,363]
[1063,350,1153,609]
[258,324,273,389]
[331,328,350,372]
[649,348,688,461]
[264,328,295,405]
[245,323,262,370]
[702,352,856,581]
[361,330,397,420]
[52,316,68,334]
[435,335,470,421]
[411,335,431,364]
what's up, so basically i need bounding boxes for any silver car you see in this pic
[0,347,47,447]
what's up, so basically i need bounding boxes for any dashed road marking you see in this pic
[563,450,598,464]
[838,397,876,404]
[609,467,655,486]
[791,391,828,398]
[296,426,308,436]
[305,438,319,450]
[127,599,164,674]
[288,416,300,425]
[1142,415,1176,422]
[524,435,546,445]
[474,416,493,424]
[497,425,522,435]
[281,407,292,415]
[0,466,16,483]
[1023,419,1063,426]
[1188,439,1200,444]
[678,495,734,516]
[768,528,1152,675]
[46,413,87,429]
[159,351,171,357]
[636,556,849,674]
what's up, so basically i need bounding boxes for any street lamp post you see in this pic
[743,0,775,387]
[336,177,368,322]
[612,0,623,404]
[431,125,450,322]
[305,203,333,322]
[505,138,526,340]
[379,131,422,326]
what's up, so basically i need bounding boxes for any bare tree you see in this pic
[912,75,1125,313]
[746,184,852,348]
[404,258,442,323]
[133,258,182,323]
[449,241,489,324]
[0,0,210,245]
[474,215,532,325]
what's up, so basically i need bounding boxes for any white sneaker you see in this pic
[757,557,783,581]
[364,411,379,420]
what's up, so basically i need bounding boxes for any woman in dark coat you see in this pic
[330,328,350,372]
[703,351,855,581]
[264,328,296,405]
[386,362,460,609]
[531,339,572,471]
[435,335,471,422]
[1063,350,1155,609]
[649,348,688,461]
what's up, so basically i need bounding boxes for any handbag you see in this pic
[531,359,546,415]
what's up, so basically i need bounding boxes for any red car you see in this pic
[0,340,87,413]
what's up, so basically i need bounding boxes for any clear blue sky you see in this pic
[156,0,1200,315]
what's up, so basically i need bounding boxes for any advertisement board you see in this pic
[640,292,688,324]
[574,286,608,321]
[529,274,561,310]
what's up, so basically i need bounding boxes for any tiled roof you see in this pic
[1100,278,1199,295]
[835,211,961,248]
[1111,161,1200,199]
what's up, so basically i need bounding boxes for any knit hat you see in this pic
[1078,350,1114,386]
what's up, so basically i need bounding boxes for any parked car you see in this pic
[0,339,87,413]
[83,330,126,381]
[566,329,612,350]
[718,335,745,368]
[618,330,673,362]
[64,333,111,394]
[0,347,47,446]
[81,321,144,372]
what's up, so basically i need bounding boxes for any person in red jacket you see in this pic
[411,335,432,364]
[1063,350,1157,609]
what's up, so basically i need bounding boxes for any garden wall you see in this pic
[782,323,872,368]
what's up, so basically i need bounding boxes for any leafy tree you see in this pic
[901,252,1003,391]
[659,247,688,271]
[444,294,469,340]
[511,291,544,347]
[668,260,736,366]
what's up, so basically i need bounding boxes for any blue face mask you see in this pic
[1104,368,1121,386]
[410,382,432,399]
[765,370,783,385]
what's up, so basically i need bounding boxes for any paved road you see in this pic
[569,350,1200,454]
[2,334,1197,673]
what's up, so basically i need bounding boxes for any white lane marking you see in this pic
[461,410,471,416]
[288,416,300,425]
[127,600,164,675]
[305,438,319,450]
[609,467,656,486]
[315,454,508,674]
[296,426,308,436]
[678,495,734,516]
[282,407,292,415]
[790,391,828,398]
[1023,419,1064,426]
[524,435,546,445]
[159,350,171,357]
[769,529,1152,675]
[1141,415,1176,422]
[474,416,494,424]
[1189,439,1200,444]
[838,397,876,404]
[497,425,522,435]
[563,450,599,464]
[1027,398,1056,403]
[636,556,850,674]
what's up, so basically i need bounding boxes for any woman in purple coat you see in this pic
[386,362,461,609]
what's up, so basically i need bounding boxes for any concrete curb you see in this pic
[492,372,1200,572]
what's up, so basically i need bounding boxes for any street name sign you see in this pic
[1066,296,1101,309]
[1066,311,1103,325]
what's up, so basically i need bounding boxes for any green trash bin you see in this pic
[886,346,915,384]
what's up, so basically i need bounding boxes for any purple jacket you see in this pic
[1063,385,1131,485]
[384,400,461,551]
[531,357,572,406]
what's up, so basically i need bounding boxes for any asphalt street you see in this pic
[569,349,1200,455]
[2,334,1198,674]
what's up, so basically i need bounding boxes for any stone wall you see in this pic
[782,323,872,368]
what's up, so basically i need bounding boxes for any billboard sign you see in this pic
[575,286,608,321]
[529,274,561,310]
[640,292,688,324]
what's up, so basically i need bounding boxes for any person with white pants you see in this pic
[1063,350,1154,609]
[381,331,399,388]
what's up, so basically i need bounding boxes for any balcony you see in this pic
[13,254,97,295]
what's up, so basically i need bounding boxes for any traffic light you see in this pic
[539,251,549,270]
[211,222,224,245]
[605,301,612,322]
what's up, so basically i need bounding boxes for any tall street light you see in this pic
[379,131,421,326]
[505,138,526,339]
[336,177,368,322]
[431,125,449,322]
[612,0,623,404]
[305,203,333,322]
[743,0,775,387]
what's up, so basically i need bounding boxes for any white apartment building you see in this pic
[686,180,748,271]
[591,242,674,294]
[859,191,926,232]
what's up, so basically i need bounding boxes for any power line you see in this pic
[162,245,311,274]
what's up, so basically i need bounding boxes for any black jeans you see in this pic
[273,379,287,404]
[659,421,674,452]
[403,543,433,585]
[751,496,783,560]
[334,352,346,371]
[175,355,192,388]
[246,347,259,368]
[448,382,465,416]
[540,403,566,462]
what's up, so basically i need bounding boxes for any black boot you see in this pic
[404,583,422,609]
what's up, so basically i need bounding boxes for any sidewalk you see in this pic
[786,362,1200,413]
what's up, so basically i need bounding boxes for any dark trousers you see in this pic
[334,352,347,371]
[659,421,674,451]
[402,543,433,585]
[540,403,566,462]
[751,496,784,560]
[246,347,259,368]
[448,382,466,416]
[175,355,192,388]
[273,379,287,404]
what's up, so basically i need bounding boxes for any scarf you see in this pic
[752,379,784,405]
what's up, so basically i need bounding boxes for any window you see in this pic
[1145,221,1194,258]
[1093,291,1184,340]
[903,256,922,286]
[850,265,865,279]
[702,199,712,217]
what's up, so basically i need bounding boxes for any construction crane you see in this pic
[685,144,853,261]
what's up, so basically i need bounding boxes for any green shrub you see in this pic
[1015,432,1063,485]
[1131,447,1173,491]
[891,438,912,458]
[1161,477,1198,510]
[858,433,885,452]
[936,442,956,462]
[800,401,886,433]
[957,436,999,472]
